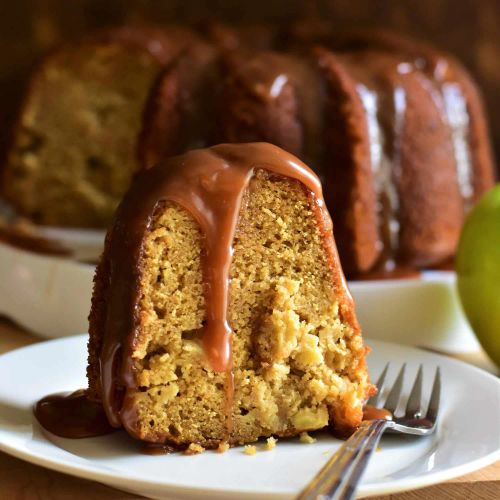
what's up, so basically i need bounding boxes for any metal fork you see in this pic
[297,363,441,500]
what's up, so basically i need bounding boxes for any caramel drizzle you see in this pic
[34,390,114,438]
[440,82,473,209]
[411,63,473,210]
[99,143,349,437]
[333,33,475,213]
[342,52,407,268]
[354,81,404,266]
[344,50,473,270]
[234,52,326,170]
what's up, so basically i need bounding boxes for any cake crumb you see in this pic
[265,437,278,450]
[243,445,257,455]
[299,432,317,444]
[184,443,205,455]
[216,442,230,453]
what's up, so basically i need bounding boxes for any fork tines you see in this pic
[370,363,441,419]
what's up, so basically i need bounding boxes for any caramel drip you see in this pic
[235,52,326,170]
[440,81,473,210]
[142,443,176,455]
[340,52,406,269]
[33,390,115,438]
[341,47,474,273]
[363,404,392,421]
[99,143,350,437]
[350,266,420,281]
[410,64,473,210]
[0,226,71,257]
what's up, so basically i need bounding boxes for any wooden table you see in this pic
[0,318,498,499]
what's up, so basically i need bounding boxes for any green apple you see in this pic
[457,184,500,367]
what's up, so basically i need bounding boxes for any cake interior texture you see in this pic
[3,42,163,227]
[103,169,369,447]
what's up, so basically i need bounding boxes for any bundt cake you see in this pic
[139,28,495,277]
[83,143,374,448]
[0,26,197,227]
[1,24,495,278]
[153,31,495,277]
[137,39,220,170]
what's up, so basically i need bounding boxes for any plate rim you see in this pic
[0,335,499,499]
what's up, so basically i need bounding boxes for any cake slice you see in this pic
[87,143,374,448]
[1,26,196,227]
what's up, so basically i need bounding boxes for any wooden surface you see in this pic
[0,317,498,499]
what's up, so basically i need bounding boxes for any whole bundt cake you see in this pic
[85,143,374,448]
[143,29,496,277]
[1,23,495,278]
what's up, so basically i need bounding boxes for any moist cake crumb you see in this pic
[216,442,230,453]
[299,432,317,444]
[184,443,205,455]
[265,437,278,450]
[244,445,257,455]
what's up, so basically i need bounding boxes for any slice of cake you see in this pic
[1,26,196,227]
[87,142,374,448]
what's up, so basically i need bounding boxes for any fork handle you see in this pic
[297,419,390,500]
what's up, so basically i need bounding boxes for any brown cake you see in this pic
[1,25,495,277]
[211,33,496,276]
[137,38,220,170]
[86,143,374,448]
[0,26,197,227]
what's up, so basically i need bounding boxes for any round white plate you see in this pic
[0,240,482,355]
[0,336,498,499]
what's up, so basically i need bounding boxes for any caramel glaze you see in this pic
[329,404,392,440]
[33,143,354,441]
[89,25,200,66]
[142,443,176,455]
[363,404,392,421]
[432,256,455,272]
[34,390,114,438]
[96,142,353,438]
[337,47,473,272]
[225,51,326,175]
[138,41,221,169]
[338,51,405,267]
[350,265,420,282]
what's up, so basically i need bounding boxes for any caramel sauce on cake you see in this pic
[363,405,392,421]
[35,143,367,444]
[100,142,349,432]
[34,390,114,438]
[336,47,474,272]
[228,52,326,170]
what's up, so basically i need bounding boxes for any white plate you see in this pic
[0,336,498,499]
[0,240,482,355]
